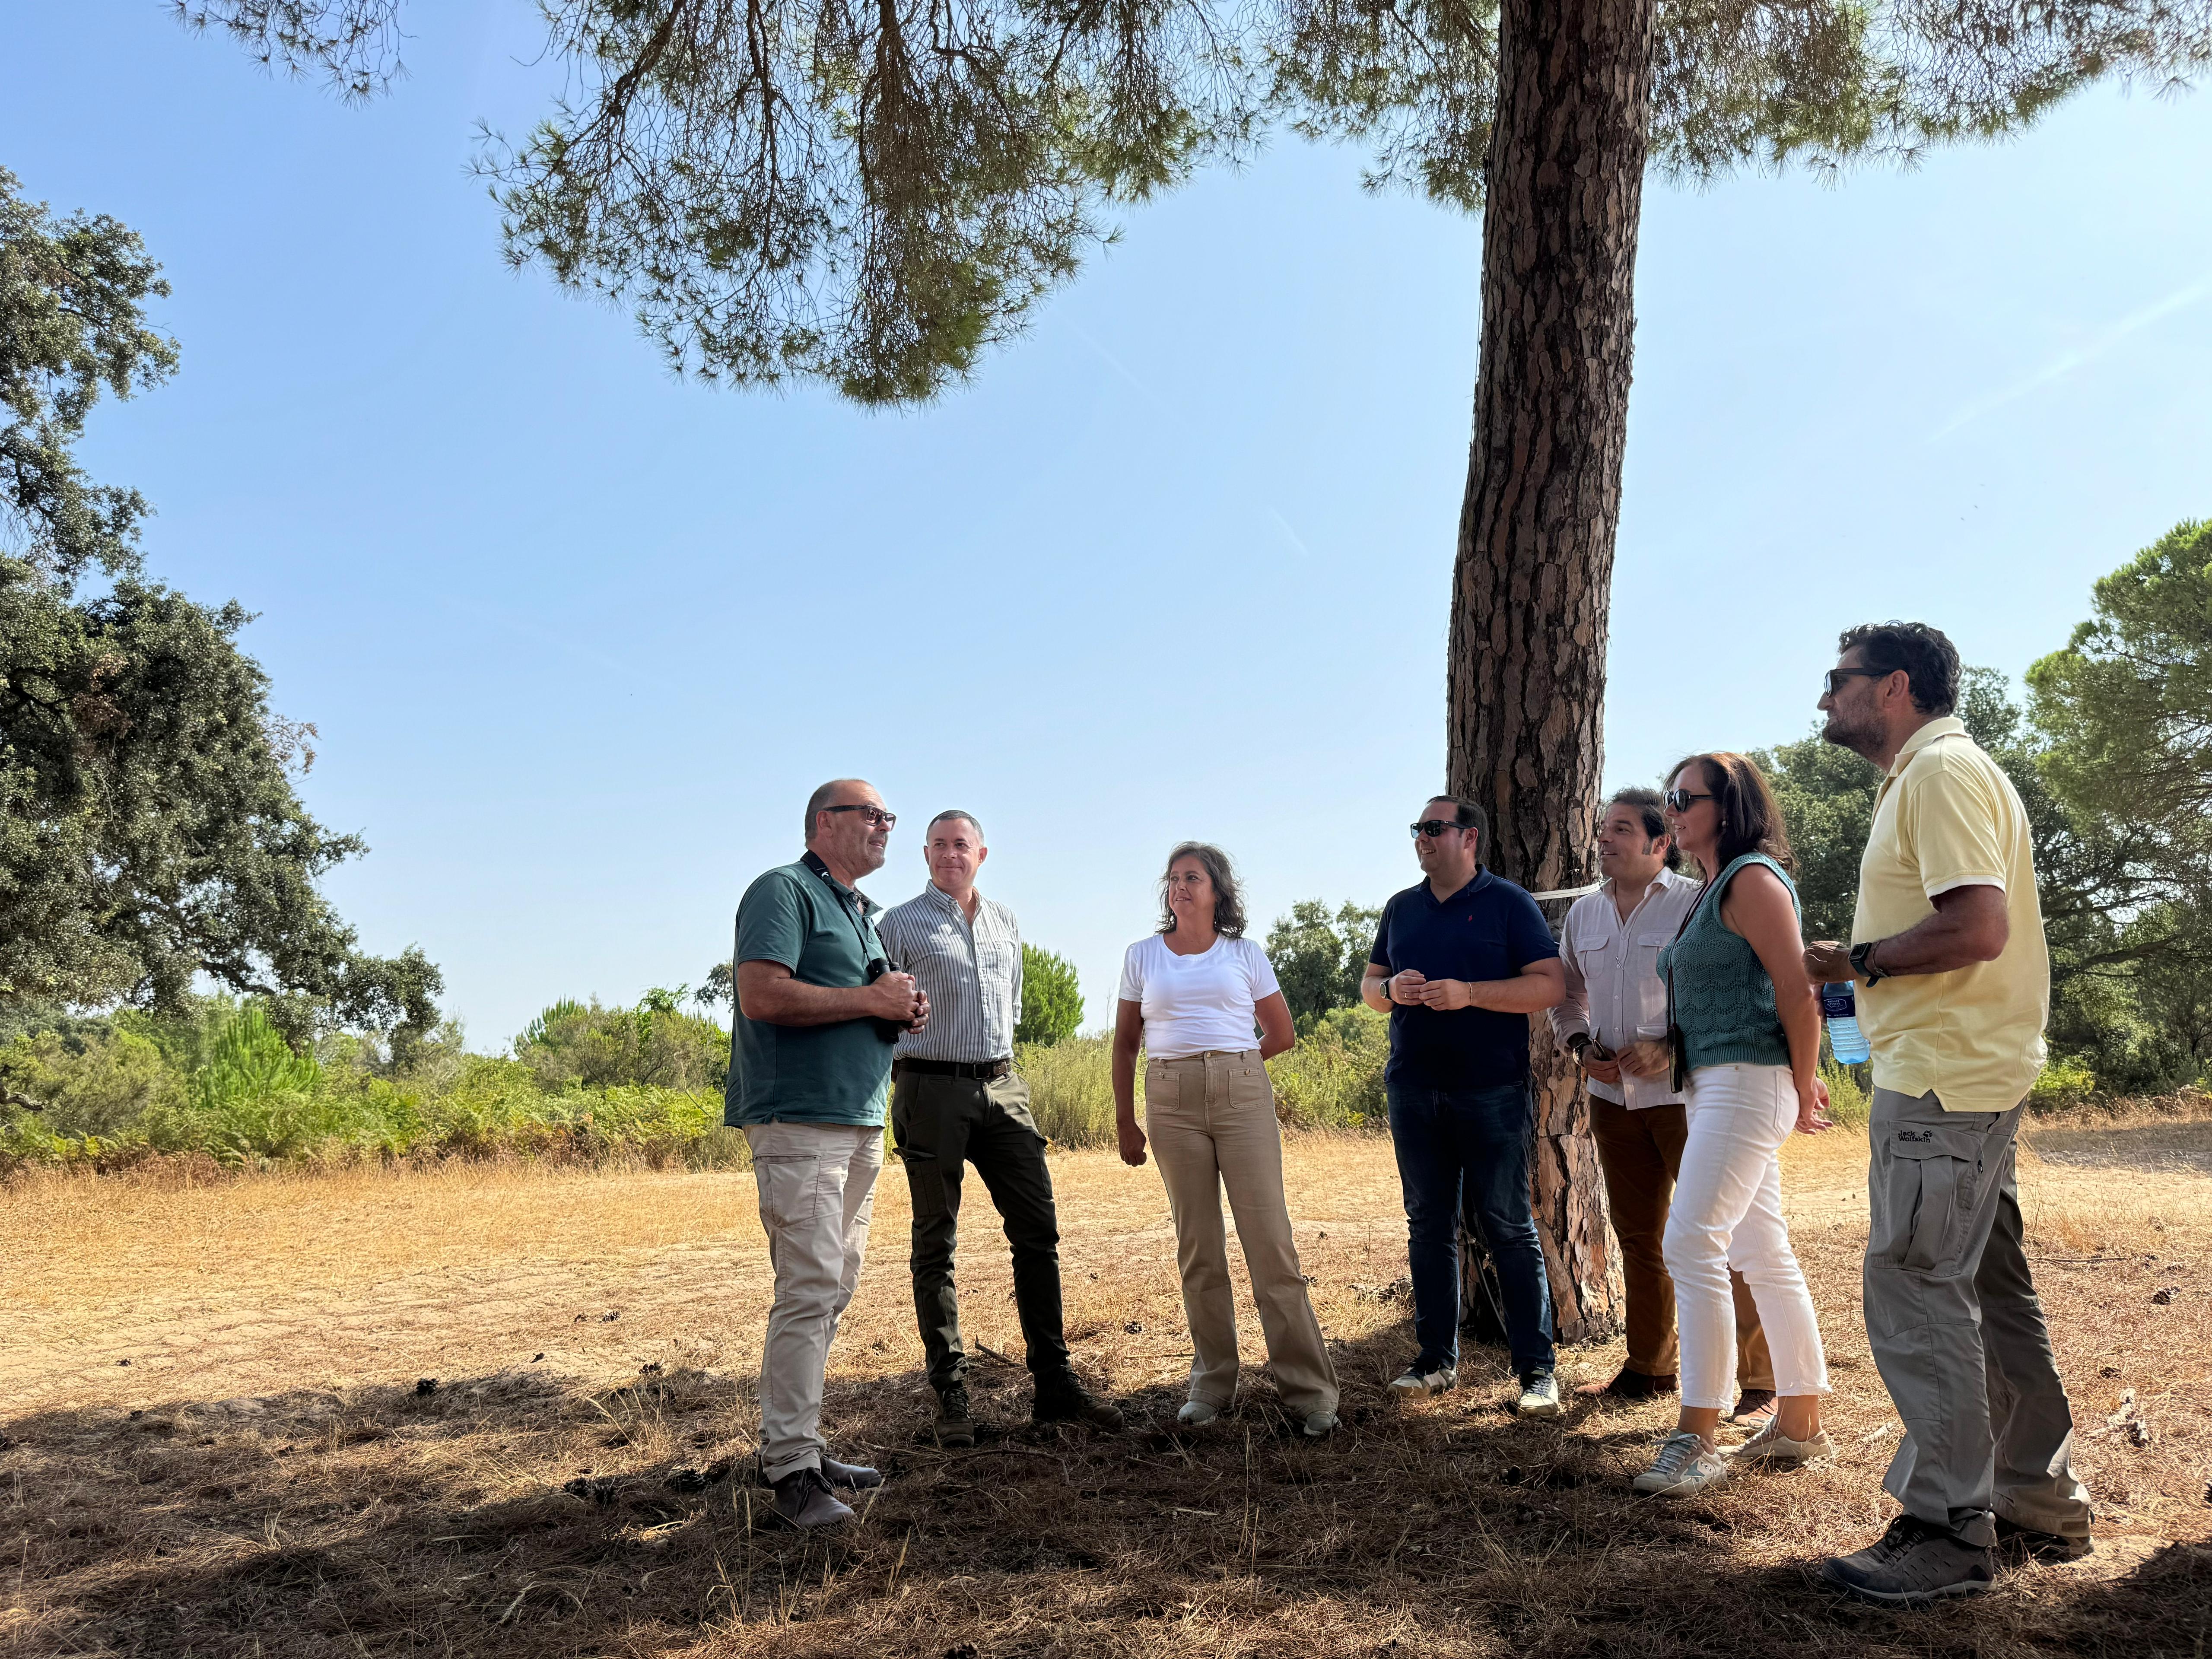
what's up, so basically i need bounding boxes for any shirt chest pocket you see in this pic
[976,940,1014,995]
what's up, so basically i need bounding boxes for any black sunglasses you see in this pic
[1822,667,1888,696]
[1663,789,1717,812]
[823,804,897,829]
[1410,820,1470,839]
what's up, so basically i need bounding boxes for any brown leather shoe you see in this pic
[1578,1367,1678,1399]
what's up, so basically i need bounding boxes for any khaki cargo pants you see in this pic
[1864,1087,2092,1545]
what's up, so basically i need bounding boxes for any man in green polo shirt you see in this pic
[728,777,929,1528]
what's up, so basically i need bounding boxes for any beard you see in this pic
[1822,706,1885,757]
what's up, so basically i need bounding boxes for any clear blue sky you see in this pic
[8,4,2209,1046]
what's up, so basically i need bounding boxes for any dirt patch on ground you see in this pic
[3,1127,2208,1657]
[2028,1118,2212,1175]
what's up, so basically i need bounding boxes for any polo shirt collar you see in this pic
[1889,715,1969,777]
[801,849,879,916]
[1425,866,1495,909]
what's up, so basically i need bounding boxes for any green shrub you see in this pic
[1019,1034,1123,1146]
[2028,1055,2100,1113]
[1016,945,1084,1047]
[1268,1004,1389,1129]
[516,988,728,1091]
[0,1027,185,1139]
[1819,1058,1870,1127]
[1016,1006,1393,1147]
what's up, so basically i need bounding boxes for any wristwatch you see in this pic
[1850,941,1888,985]
[1567,1033,1592,1062]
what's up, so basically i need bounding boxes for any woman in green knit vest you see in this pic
[1622,752,1834,1497]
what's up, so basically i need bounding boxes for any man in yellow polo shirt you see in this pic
[1804,622,2091,1606]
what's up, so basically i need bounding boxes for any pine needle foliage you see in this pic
[178,0,2212,401]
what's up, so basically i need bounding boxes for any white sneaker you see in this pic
[1515,1371,1563,1418]
[1301,1411,1340,1438]
[1388,1361,1456,1399]
[1176,1400,1220,1427]
[1729,1419,1834,1468]
[1632,1430,1732,1496]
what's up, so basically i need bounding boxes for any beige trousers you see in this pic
[1144,1050,1338,1417]
[744,1121,884,1482]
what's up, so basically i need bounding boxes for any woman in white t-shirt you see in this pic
[1112,842,1340,1437]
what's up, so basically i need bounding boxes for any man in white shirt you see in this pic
[1551,789,1774,1415]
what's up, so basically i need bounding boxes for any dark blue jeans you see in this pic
[1387,1081,1556,1377]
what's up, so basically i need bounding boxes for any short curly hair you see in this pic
[1837,621,1961,716]
[1156,842,1249,938]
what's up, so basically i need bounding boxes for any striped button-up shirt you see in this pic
[878,884,1023,1063]
[1548,867,1702,1109]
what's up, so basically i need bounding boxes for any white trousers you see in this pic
[1660,1063,1830,1410]
[745,1121,884,1481]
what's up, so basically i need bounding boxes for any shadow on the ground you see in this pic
[3,1324,2206,1658]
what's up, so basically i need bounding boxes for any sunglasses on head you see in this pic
[1410,819,1468,839]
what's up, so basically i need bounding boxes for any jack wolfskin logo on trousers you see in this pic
[1895,1128,1936,1143]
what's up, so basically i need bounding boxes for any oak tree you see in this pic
[0,168,441,1043]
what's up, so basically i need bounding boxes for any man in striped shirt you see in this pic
[878,810,1122,1444]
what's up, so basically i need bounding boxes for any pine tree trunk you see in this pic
[1448,0,1653,1348]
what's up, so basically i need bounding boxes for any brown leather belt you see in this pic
[894,1056,1012,1081]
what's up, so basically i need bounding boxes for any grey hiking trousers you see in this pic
[1864,1087,2093,1546]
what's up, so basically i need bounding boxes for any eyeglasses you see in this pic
[823,805,897,829]
[1822,667,1888,696]
[1662,789,1717,812]
[1410,820,1468,839]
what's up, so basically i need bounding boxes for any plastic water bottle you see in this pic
[1821,981,1870,1065]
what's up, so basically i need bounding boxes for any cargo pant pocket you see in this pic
[1874,1129,1986,1274]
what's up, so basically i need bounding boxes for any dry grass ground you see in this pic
[4,1117,2210,1658]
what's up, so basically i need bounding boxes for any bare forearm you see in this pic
[1471,977,1565,1014]
[1112,1039,1141,1119]
[1361,969,1392,1011]
[1867,906,2008,977]
[1780,987,1823,1088]
[738,976,874,1027]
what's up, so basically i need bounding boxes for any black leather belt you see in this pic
[895,1057,1012,1081]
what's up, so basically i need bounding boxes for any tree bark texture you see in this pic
[1449,0,1653,1348]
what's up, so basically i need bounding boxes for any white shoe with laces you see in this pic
[1632,1430,1732,1496]
[1177,1400,1220,1427]
[1729,1418,1834,1468]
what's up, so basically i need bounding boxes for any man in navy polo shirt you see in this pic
[1360,795,1568,1417]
